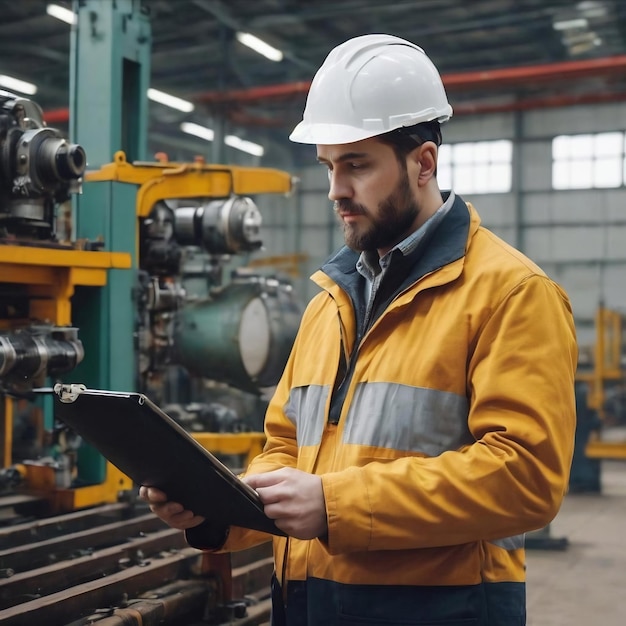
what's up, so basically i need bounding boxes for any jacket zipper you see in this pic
[327,274,437,425]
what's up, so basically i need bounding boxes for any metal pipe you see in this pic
[443,54,626,89]
[453,91,626,116]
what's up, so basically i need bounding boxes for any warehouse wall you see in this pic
[518,103,626,348]
[255,102,626,350]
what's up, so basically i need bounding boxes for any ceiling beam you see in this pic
[0,44,67,63]
[247,0,459,28]
[191,0,315,70]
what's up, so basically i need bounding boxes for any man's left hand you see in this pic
[244,467,327,540]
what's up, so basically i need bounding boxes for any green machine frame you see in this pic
[68,0,151,483]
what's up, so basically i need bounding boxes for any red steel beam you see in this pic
[43,55,626,124]
[443,54,626,89]
[454,91,626,116]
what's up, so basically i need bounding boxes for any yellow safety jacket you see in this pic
[189,195,577,625]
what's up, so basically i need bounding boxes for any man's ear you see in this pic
[408,142,437,186]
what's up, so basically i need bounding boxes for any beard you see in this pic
[334,169,420,252]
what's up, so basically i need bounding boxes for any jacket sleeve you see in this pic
[322,274,578,553]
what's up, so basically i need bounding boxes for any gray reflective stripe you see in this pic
[284,385,329,447]
[489,534,525,551]
[343,382,471,455]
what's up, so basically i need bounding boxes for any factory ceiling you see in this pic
[2,0,626,165]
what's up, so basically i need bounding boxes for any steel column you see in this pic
[67,0,151,481]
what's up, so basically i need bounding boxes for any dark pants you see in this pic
[271,574,526,626]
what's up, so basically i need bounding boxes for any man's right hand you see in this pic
[138,486,205,530]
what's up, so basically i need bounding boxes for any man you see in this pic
[141,34,577,625]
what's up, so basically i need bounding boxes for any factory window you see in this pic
[552,132,625,189]
[437,140,512,194]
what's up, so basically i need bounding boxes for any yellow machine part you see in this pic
[53,463,133,511]
[20,458,133,512]
[585,436,626,459]
[191,432,266,470]
[1,396,13,467]
[0,241,133,507]
[0,245,131,326]
[577,307,626,459]
[86,150,293,218]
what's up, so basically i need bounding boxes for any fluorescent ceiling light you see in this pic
[180,123,265,157]
[236,32,284,62]
[46,3,77,25]
[577,1,608,19]
[225,135,265,157]
[180,122,215,142]
[148,88,194,113]
[553,17,589,30]
[0,74,37,95]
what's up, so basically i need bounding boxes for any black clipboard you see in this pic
[53,384,285,536]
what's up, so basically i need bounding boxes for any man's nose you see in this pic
[328,171,352,201]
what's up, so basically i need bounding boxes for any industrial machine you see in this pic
[577,308,626,430]
[0,91,301,624]
[0,87,117,507]
[0,1,305,622]
[570,307,626,492]
[0,92,301,506]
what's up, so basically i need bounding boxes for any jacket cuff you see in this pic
[185,520,230,551]
[322,466,371,554]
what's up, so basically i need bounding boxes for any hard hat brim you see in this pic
[289,121,390,145]
[288,108,452,145]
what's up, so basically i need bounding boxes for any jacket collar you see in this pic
[316,192,474,295]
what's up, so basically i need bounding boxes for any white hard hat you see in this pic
[289,34,453,145]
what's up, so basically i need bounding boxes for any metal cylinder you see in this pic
[0,327,84,383]
[173,278,301,393]
[174,196,263,254]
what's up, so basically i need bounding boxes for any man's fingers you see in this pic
[162,509,205,530]
[150,500,184,516]
[138,486,168,502]
[255,485,283,505]
[149,501,205,528]
[137,486,205,530]
[244,468,290,489]
[243,474,272,489]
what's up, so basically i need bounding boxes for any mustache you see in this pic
[333,200,367,215]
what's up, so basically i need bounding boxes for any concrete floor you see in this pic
[526,460,626,626]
